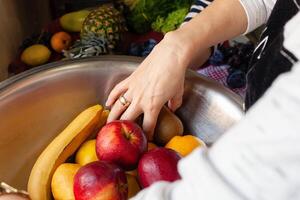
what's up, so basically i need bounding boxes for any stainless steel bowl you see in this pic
[0,56,244,190]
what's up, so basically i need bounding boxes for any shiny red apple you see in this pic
[73,161,127,200]
[138,147,181,188]
[96,120,147,170]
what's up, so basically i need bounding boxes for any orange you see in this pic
[51,163,81,200]
[126,174,140,198]
[75,139,98,165]
[165,135,206,157]
[51,31,72,53]
[147,142,157,151]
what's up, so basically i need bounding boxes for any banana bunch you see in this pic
[27,105,108,200]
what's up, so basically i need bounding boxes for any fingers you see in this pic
[143,109,160,141]
[106,80,128,107]
[168,94,183,112]
[107,94,131,123]
[120,102,142,121]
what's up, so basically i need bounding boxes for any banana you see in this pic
[87,109,109,140]
[99,109,110,128]
[28,105,103,200]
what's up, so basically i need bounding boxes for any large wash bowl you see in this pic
[0,56,244,190]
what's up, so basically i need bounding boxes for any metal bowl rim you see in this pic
[1,55,244,107]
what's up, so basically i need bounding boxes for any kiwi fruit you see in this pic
[154,106,184,145]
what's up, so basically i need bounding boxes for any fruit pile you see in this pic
[11,3,166,76]
[27,105,206,200]
[10,4,127,74]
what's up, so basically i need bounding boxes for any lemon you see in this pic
[21,44,51,66]
[75,139,98,166]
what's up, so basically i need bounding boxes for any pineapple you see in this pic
[81,5,127,50]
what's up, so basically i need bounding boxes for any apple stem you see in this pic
[121,127,132,140]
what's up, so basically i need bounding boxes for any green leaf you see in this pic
[151,7,189,34]
[125,0,192,33]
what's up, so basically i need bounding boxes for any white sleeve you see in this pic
[239,0,277,33]
[131,13,300,200]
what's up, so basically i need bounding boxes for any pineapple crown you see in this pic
[64,32,109,59]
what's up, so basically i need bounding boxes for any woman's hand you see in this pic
[106,32,191,140]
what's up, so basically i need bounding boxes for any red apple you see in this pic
[73,161,127,200]
[96,120,147,170]
[138,147,181,188]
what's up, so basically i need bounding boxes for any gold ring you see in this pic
[119,95,130,107]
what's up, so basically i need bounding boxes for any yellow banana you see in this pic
[87,109,109,140]
[99,109,109,128]
[28,105,103,200]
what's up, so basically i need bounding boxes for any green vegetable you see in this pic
[151,16,165,33]
[124,0,192,33]
[152,7,189,34]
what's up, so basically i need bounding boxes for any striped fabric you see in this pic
[183,0,214,23]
